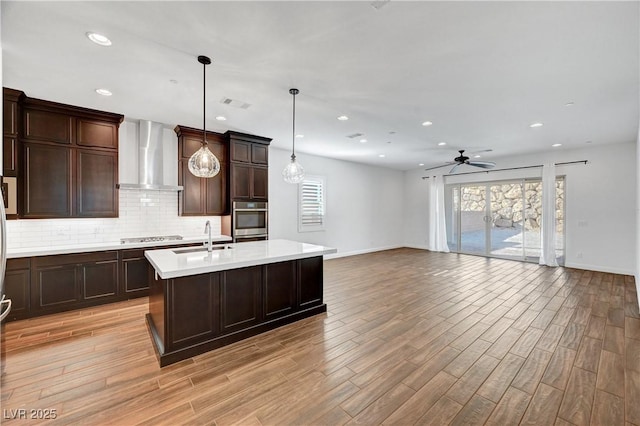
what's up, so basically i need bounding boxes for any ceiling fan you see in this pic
[425,149,496,173]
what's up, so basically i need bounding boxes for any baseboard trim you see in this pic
[559,261,634,276]
[403,244,429,250]
[635,273,640,309]
[324,245,404,260]
[324,246,635,278]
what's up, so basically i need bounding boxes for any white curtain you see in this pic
[539,163,559,267]
[428,175,450,252]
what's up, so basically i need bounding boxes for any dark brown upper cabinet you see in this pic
[76,149,118,217]
[175,125,229,216]
[77,118,118,149]
[23,142,73,217]
[3,88,24,177]
[18,95,123,219]
[226,131,271,202]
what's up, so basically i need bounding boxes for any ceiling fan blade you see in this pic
[467,148,493,155]
[449,164,462,173]
[468,161,496,169]
[424,162,456,172]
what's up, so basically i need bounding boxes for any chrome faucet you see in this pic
[204,220,212,252]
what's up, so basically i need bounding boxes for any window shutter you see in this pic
[298,176,325,231]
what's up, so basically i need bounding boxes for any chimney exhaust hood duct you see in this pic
[118,120,183,191]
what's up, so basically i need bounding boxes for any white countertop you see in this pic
[145,239,337,279]
[7,235,232,259]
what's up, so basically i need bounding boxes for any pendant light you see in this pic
[188,55,221,178]
[282,88,305,183]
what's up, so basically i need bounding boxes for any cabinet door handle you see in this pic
[0,298,12,322]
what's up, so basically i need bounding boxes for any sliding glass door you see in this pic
[445,177,564,264]
[459,184,487,255]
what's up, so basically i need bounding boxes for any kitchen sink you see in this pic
[172,245,232,254]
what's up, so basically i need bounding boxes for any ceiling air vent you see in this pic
[346,133,364,139]
[371,0,390,10]
[220,97,251,109]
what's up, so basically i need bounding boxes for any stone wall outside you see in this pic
[459,180,564,233]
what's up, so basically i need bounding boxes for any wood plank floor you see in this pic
[1,248,639,425]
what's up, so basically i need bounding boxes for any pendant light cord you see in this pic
[202,60,207,147]
[292,90,296,158]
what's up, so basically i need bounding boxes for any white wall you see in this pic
[403,168,430,250]
[403,142,637,275]
[269,147,404,257]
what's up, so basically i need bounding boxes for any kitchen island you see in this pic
[144,239,336,366]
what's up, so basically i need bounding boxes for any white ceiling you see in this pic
[2,1,638,171]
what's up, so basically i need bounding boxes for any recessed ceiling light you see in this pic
[378,154,385,158]
[422,121,433,127]
[565,102,575,107]
[337,115,349,121]
[419,163,425,166]
[295,134,304,138]
[474,155,482,158]
[215,116,226,121]
[359,139,367,143]
[530,122,544,128]
[551,143,562,147]
[86,32,112,46]
[438,142,447,146]
[95,88,112,96]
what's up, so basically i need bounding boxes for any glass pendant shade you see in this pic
[283,88,304,184]
[188,54,221,179]
[188,144,221,178]
[282,155,305,183]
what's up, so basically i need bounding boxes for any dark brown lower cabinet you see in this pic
[31,251,118,315]
[34,263,80,310]
[147,256,326,367]
[120,249,151,296]
[81,259,118,300]
[4,258,30,321]
[4,244,206,322]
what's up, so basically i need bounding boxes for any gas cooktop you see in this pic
[120,235,183,244]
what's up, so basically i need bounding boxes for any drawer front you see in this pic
[33,251,118,268]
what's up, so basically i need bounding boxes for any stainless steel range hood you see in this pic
[118,120,183,191]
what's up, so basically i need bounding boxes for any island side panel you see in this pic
[299,256,323,308]
[147,269,166,356]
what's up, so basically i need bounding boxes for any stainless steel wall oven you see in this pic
[233,201,268,241]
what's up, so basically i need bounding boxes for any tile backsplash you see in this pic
[6,190,223,249]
